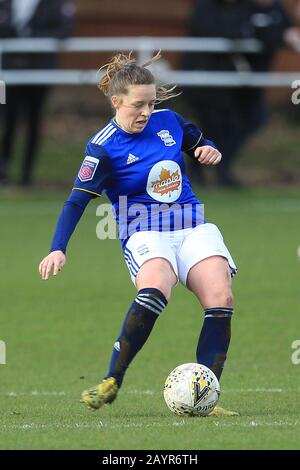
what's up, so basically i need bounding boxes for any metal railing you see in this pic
[0,36,299,87]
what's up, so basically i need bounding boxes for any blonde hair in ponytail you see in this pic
[97,51,180,103]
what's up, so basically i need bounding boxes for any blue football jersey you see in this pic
[73,109,214,246]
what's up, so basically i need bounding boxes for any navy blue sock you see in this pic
[196,307,233,380]
[105,288,168,387]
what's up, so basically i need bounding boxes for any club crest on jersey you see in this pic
[157,130,176,146]
[78,156,99,182]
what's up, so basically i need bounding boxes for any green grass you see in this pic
[0,188,300,449]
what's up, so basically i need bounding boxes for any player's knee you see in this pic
[137,259,177,300]
[221,293,234,308]
[149,281,173,301]
[207,290,233,309]
[137,275,173,300]
[157,269,177,300]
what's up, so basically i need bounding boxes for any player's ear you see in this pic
[111,95,121,110]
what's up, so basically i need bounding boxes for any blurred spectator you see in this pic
[183,0,300,187]
[0,0,76,186]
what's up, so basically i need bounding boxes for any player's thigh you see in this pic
[177,223,237,286]
[124,231,178,300]
[136,257,177,300]
[187,256,233,309]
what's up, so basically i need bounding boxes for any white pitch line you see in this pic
[0,421,184,431]
[0,423,104,430]
[1,420,299,431]
[0,388,299,397]
[126,388,298,394]
[213,420,300,428]
[126,388,297,394]
[224,388,287,393]
[0,391,66,397]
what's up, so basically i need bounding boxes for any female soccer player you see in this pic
[39,52,238,416]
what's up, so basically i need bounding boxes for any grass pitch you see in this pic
[0,188,299,450]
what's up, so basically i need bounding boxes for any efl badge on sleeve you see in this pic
[78,156,99,182]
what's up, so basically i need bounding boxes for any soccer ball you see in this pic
[163,363,220,416]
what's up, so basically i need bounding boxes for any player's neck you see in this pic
[113,118,134,134]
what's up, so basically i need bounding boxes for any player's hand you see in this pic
[194,146,222,165]
[39,250,66,281]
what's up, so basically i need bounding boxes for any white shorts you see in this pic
[123,223,237,286]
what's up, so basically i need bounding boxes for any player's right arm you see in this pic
[38,143,112,280]
[39,189,94,280]
[39,250,67,280]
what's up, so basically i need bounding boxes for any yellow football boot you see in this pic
[209,405,239,417]
[80,377,118,410]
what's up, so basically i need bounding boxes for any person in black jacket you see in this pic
[183,0,300,187]
[0,0,75,186]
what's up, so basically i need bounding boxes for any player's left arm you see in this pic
[173,111,222,165]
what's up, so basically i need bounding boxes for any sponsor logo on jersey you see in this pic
[146,160,182,202]
[152,168,180,197]
[78,156,99,182]
[126,153,139,165]
[157,130,176,146]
